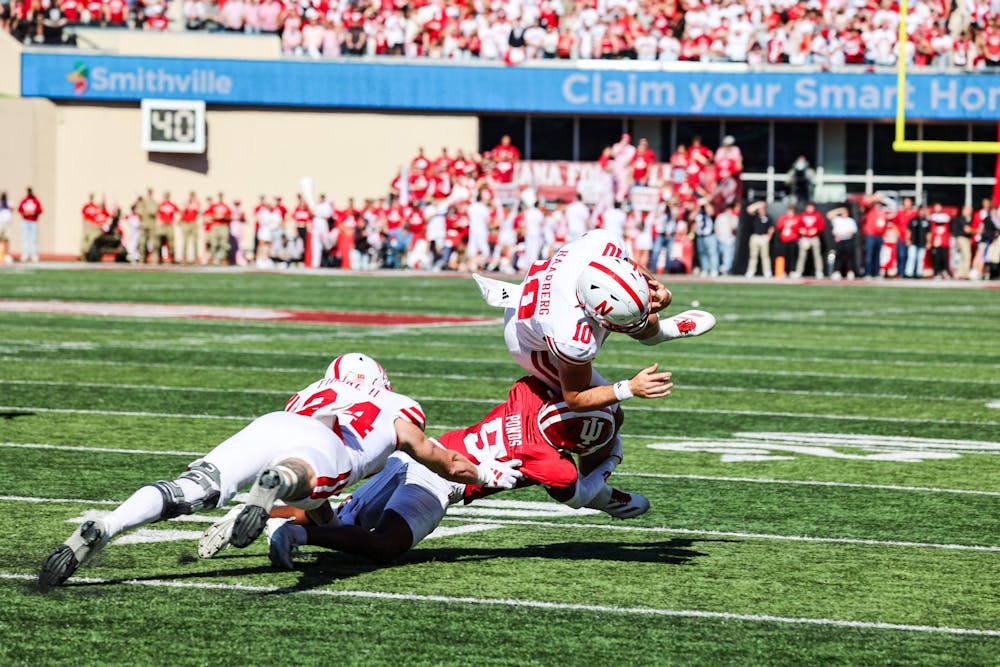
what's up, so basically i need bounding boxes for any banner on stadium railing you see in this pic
[21,52,1000,121]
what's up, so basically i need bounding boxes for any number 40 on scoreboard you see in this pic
[140,99,206,154]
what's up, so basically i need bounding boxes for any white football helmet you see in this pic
[325,353,392,391]
[576,256,651,333]
[538,400,617,456]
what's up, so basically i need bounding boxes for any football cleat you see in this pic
[659,310,717,339]
[588,485,651,520]
[229,469,283,549]
[38,519,111,590]
[197,504,245,559]
[267,520,304,570]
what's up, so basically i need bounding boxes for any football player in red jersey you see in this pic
[267,375,648,567]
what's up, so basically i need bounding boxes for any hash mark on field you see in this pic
[0,573,995,637]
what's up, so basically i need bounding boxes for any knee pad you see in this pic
[150,461,222,519]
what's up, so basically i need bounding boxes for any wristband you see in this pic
[613,380,634,402]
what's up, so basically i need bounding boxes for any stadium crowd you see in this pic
[3,132,998,279]
[5,0,1000,69]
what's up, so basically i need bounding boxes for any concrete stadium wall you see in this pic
[0,32,22,97]
[73,28,281,60]
[0,100,477,258]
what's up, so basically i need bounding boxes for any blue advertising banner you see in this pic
[21,51,1000,121]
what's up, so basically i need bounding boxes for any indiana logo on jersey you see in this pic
[537,400,616,455]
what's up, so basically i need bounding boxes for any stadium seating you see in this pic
[6,0,996,68]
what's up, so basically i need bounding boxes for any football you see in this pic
[537,400,617,455]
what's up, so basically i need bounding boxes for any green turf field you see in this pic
[1,267,998,666]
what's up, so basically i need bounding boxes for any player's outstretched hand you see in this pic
[646,278,672,313]
[475,458,524,490]
[630,363,673,399]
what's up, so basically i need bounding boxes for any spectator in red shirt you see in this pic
[794,201,825,278]
[80,193,105,260]
[774,204,799,277]
[157,192,179,263]
[178,192,200,265]
[893,197,918,280]
[491,135,521,184]
[631,137,657,186]
[207,193,232,265]
[927,202,953,279]
[17,186,42,263]
[862,198,889,278]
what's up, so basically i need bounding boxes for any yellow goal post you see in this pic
[894,0,1000,153]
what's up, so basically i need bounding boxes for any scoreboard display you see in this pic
[140,99,206,154]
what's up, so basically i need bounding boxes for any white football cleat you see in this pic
[587,485,651,520]
[38,519,111,590]
[197,504,245,559]
[660,310,717,339]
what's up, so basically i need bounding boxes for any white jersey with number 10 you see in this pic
[506,229,631,378]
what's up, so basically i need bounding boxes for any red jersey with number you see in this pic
[18,196,42,221]
[632,148,656,181]
[437,376,578,502]
[797,210,825,238]
[157,200,179,224]
[61,0,80,22]
[210,202,231,225]
[293,204,312,228]
[777,212,800,243]
[284,378,426,488]
[106,0,127,24]
[181,201,200,222]
[863,209,888,237]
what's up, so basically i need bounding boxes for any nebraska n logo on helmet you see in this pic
[538,400,616,455]
[326,353,392,391]
[576,256,651,333]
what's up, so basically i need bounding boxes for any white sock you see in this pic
[106,478,205,535]
[105,486,164,535]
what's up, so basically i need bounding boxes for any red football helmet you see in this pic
[537,400,616,455]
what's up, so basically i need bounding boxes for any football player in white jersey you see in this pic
[267,375,640,569]
[38,353,522,590]
[473,228,717,510]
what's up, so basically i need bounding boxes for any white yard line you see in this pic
[0,442,204,457]
[0,406,253,421]
[3,404,996,428]
[615,473,1000,497]
[1,493,995,552]
[0,572,995,637]
[6,354,1000,387]
[0,378,982,404]
[3,442,996,496]
[446,518,1000,552]
[4,339,996,370]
